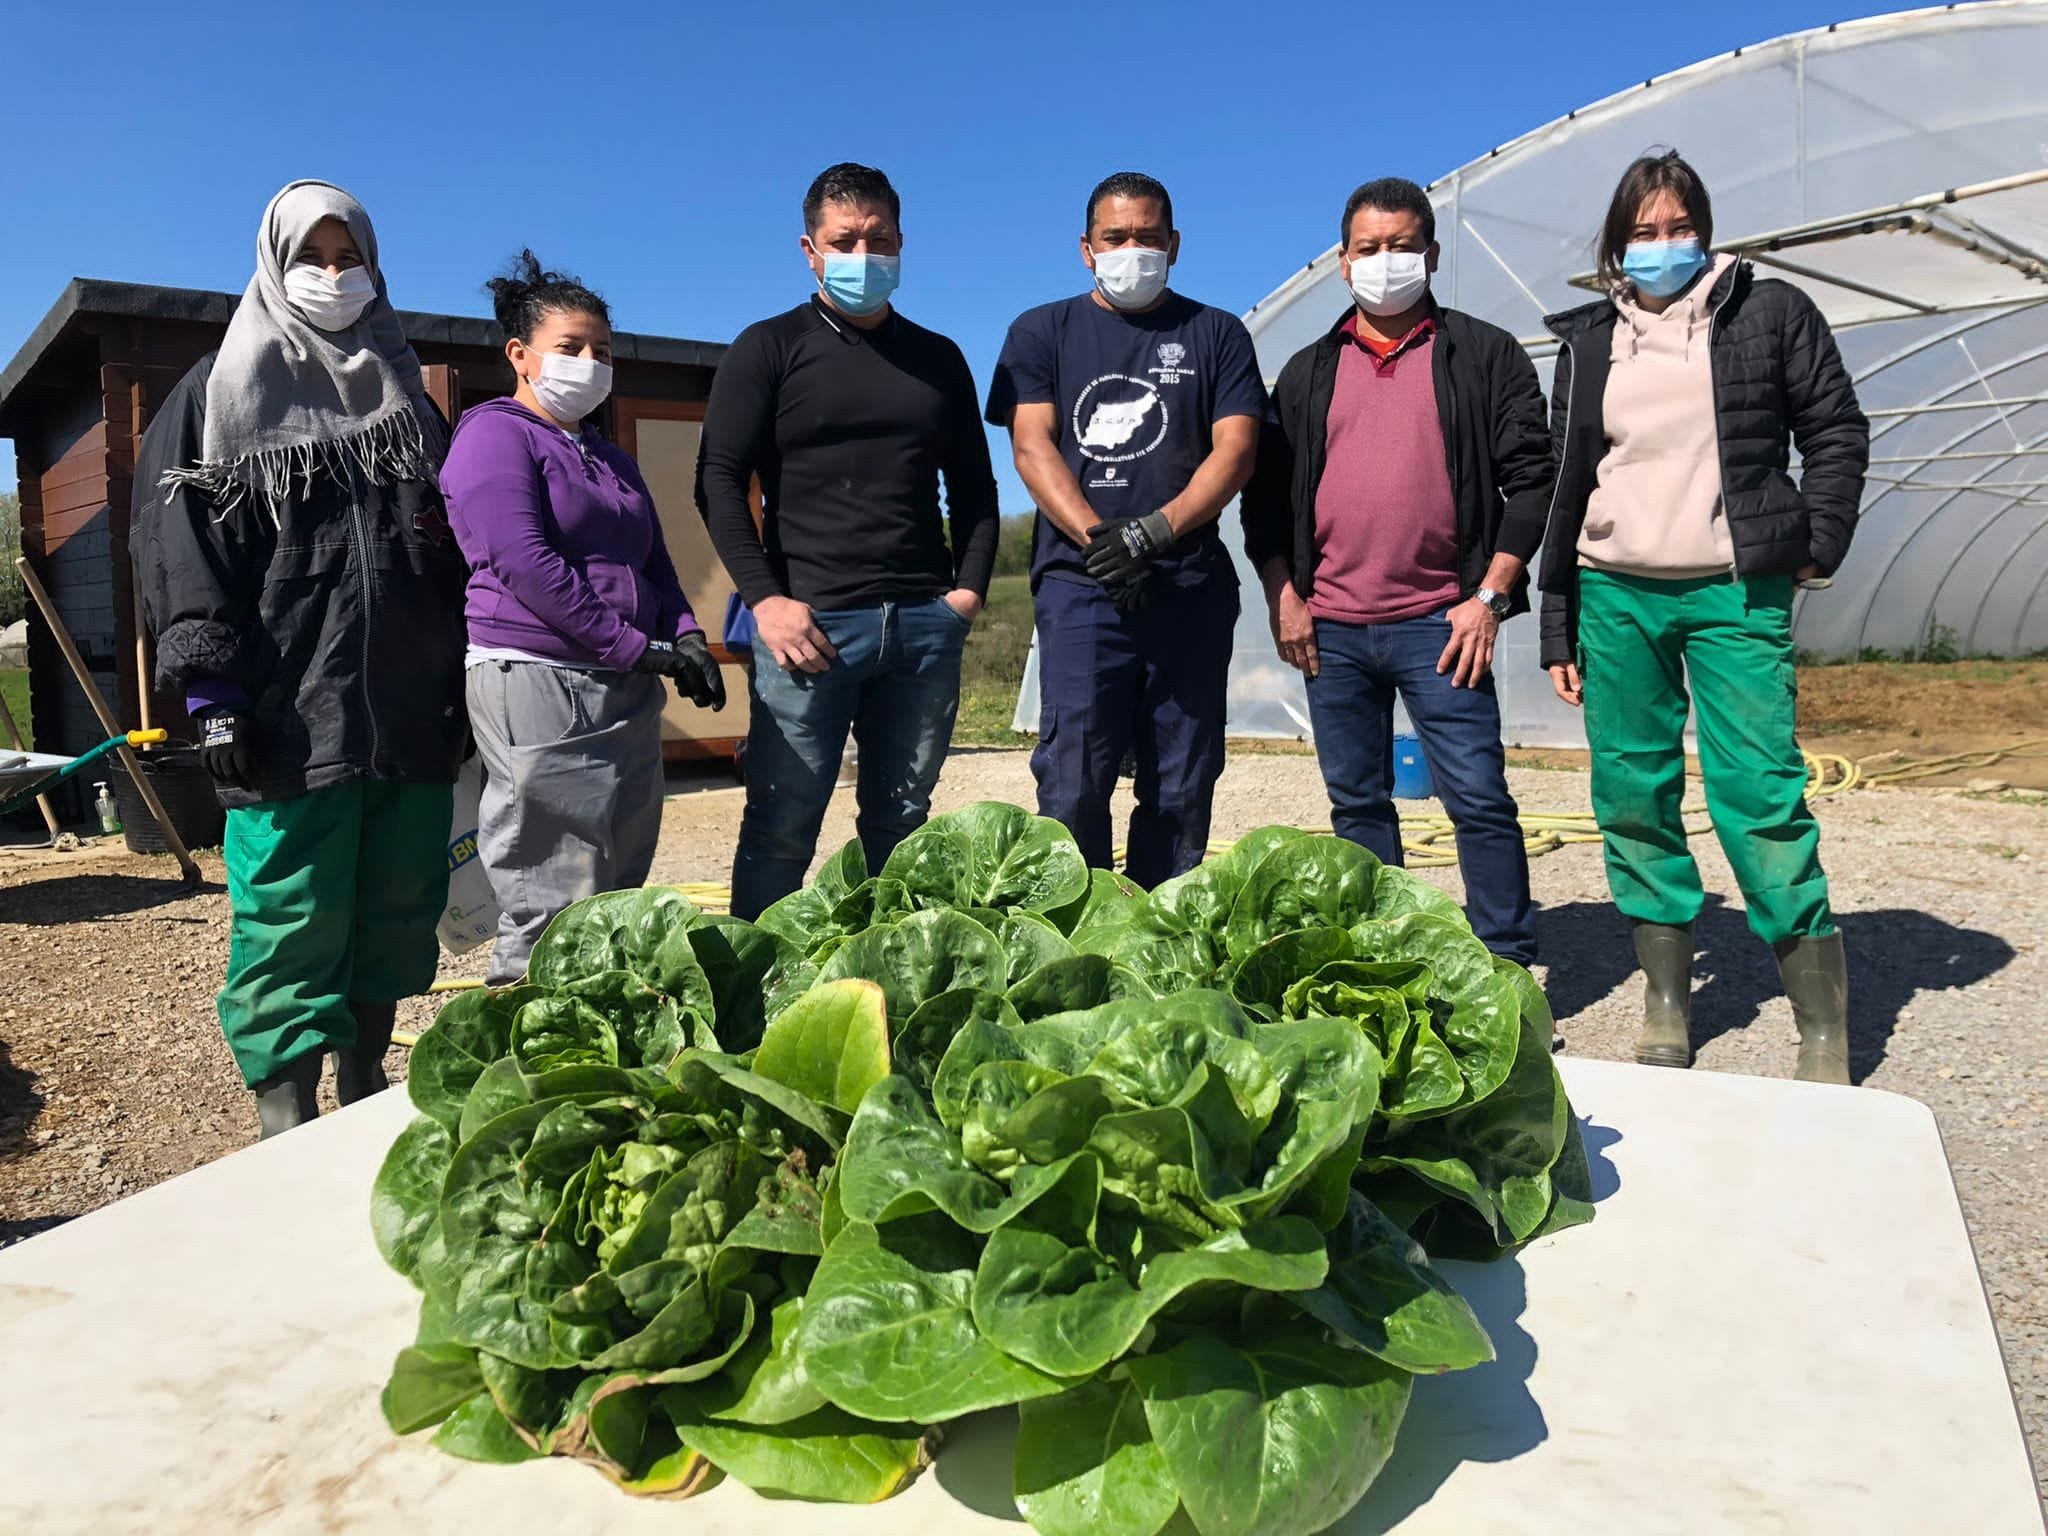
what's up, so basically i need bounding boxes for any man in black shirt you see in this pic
[699,162,1000,919]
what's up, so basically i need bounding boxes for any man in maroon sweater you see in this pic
[1242,178,1554,967]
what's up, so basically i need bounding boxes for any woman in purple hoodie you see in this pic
[440,252,725,983]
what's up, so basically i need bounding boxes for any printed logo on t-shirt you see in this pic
[1152,342,1196,385]
[1072,372,1170,478]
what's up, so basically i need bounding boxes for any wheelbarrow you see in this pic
[0,729,170,819]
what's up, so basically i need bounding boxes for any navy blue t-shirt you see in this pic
[986,292,1268,589]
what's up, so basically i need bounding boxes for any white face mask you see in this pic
[1346,251,1431,318]
[284,263,377,332]
[528,352,613,424]
[1091,246,1170,312]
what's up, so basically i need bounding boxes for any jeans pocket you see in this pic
[935,596,975,634]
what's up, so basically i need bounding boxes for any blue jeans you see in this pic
[1305,610,1536,964]
[1033,574,1237,888]
[730,597,968,920]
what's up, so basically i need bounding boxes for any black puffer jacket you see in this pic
[134,353,468,807]
[1538,262,1869,667]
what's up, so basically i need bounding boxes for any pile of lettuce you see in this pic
[373,803,1590,1534]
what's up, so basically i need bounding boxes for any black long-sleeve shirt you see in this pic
[695,298,1000,610]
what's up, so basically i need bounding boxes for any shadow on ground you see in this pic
[0,1035,43,1161]
[0,1214,73,1251]
[0,873,207,926]
[1537,897,2016,1083]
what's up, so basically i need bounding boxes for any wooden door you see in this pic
[613,399,747,760]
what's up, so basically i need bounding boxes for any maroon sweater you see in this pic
[1309,316,1462,625]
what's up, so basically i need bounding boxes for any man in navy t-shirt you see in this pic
[987,171,1266,885]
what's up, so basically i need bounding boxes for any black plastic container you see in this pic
[112,745,225,854]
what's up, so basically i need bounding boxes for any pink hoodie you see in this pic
[1577,252,1740,578]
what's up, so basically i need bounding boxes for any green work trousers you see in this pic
[1579,569,1833,947]
[218,779,452,1087]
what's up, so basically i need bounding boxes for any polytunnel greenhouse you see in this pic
[1015,0,2048,748]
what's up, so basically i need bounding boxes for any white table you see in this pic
[0,1059,2039,1534]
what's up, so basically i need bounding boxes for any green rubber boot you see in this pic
[252,1053,321,1139]
[1775,933,1851,1085]
[334,1001,397,1106]
[1631,922,1694,1069]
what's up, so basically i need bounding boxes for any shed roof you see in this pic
[0,278,727,433]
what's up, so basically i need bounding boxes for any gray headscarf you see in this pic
[159,179,447,524]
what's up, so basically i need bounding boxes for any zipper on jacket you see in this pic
[1437,332,1469,579]
[346,478,384,774]
[1706,297,1741,584]
[1539,335,1578,566]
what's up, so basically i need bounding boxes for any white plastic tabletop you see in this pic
[0,1058,2038,1534]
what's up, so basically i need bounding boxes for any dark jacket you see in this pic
[133,353,469,807]
[1538,261,1869,667]
[1242,302,1555,616]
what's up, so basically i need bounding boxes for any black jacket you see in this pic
[133,354,469,807]
[1242,302,1555,616]
[1539,262,1869,667]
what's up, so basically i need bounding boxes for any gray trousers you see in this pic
[466,661,666,985]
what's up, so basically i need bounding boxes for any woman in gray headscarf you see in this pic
[135,180,468,1137]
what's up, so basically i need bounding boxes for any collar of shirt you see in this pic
[809,293,897,345]
[1341,312,1436,375]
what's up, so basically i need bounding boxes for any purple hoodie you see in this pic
[439,397,699,671]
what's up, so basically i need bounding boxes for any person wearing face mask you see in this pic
[1540,151,1868,1083]
[133,179,468,1137]
[986,172,1265,887]
[438,252,723,983]
[697,163,999,920]
[1242,177,1553,974]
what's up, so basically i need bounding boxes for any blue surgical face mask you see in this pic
[1622,238,1708,299]
[818,252,901,317]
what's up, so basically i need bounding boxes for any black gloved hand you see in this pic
[199,710,259,791]
[635,633,727,710]
[1110,569,1156,614]
[1083,510,1174,597]
[671,631,727,710]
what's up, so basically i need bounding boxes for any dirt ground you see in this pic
[2,750,2045,1502]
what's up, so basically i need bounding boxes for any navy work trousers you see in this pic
[1032,573,1237,888]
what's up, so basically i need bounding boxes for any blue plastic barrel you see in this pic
[1392,734,1434,799]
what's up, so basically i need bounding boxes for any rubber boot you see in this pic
[334,1000,397,1106]
[1631,922,1694,1069]
[1775,933,1851,1085]
[252,1054,321,1140]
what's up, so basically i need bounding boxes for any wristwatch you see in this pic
[1475,587,1512,620]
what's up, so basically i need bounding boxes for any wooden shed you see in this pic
[0,279,745,812]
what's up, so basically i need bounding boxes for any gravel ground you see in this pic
[3,749,2043,1498]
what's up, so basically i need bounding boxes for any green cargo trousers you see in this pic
[218,780,452,1087]
[1579,569,1834,947]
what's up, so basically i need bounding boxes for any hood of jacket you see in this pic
[1545,257,1751,343]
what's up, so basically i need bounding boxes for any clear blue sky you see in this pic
[1,0,1875,502]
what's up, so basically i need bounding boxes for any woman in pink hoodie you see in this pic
[439,253,726,984]
[1538,152,1870,1084]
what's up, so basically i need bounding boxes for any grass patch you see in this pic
[957,575,1033,746]
[0,668,28,750]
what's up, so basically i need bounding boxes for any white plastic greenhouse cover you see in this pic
[1013,0,2048,748]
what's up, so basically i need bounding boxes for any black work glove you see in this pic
[635,633,727,710]
[199,710,259,792]
[1110,569,1156,613]
[1084,511,1173,601]
[672,631,727,710]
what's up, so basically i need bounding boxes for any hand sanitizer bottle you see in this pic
[95,781,123,836]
